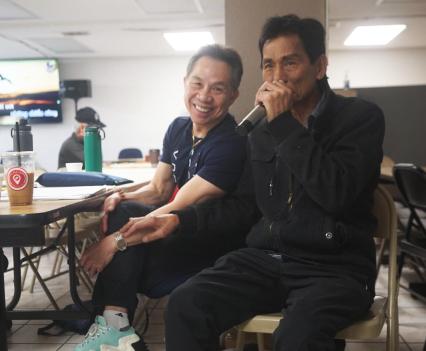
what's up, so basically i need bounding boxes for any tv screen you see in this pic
[0,58,62,125]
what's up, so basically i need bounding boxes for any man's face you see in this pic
[76,123,88,140]
[184,56,239,132]
[261,35,326,107]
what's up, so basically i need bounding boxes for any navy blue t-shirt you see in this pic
[160,114,246,193]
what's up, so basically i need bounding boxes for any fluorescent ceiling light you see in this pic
[344,24,406,46]
[163,31,214,51]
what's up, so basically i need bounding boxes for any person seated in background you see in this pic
[75,44,247,351]
[57,107,105,169]
[122,15,385,351]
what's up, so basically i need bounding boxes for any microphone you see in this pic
[235,105,266,136]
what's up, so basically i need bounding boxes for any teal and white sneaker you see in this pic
[74,315,141,351]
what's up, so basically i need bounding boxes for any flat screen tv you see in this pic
[0,58,62,125]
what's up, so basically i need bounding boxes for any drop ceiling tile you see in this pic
[0,0,35,20]
[136,0,200,14]
[30,37,92,54]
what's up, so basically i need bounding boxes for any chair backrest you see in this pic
[393,163,426,212]
[381,155,395,168]
[393,163,426,238]
[370,185,399,350]
[373,184,398,240]
[118,148,143,159]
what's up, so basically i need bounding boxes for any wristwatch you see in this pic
[113,232,127,251]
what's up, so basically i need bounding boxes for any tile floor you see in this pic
[3,247,426,351]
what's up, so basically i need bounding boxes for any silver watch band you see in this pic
[113,232,127,251]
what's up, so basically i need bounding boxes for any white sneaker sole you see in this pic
[100,334,141,351]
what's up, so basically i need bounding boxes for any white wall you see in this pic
[328,48,426,89]
[1,47,426,171]
[0,55,190,171]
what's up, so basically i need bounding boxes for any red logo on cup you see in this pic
[7,167,29,191]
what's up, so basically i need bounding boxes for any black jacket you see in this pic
[175,89,385,286]
[58,132,84,169]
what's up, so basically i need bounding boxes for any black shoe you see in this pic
[335,339,346,351]
[132,333,150,351]
[243,344,258,351]
[1,251,8,272]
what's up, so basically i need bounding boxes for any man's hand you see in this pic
[255,80,294,121]
[120,214,180,244]
[80,236,117,276]
[101,191,123,234]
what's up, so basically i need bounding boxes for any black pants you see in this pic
[92,201,216,318]
[166,247,374,351]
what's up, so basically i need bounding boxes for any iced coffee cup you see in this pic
[1,151,35,206]
[149,149,160,167]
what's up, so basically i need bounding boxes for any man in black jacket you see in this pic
[57,107,105,169]
[123,15,385,351]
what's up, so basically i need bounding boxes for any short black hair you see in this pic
[258,14,326,65]
[186,44,243,91]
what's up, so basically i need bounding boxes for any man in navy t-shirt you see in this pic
[76,45,246,351]
[161,113,245,194]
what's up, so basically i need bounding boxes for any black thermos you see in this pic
[11,119,33,151]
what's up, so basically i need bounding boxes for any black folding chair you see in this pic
[393,163,426,302]
[118,148,143,159]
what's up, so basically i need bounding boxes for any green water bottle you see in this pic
[84,126,103,172]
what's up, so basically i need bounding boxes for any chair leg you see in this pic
[133,295,166,336]
[76,266,93,293]
[235,329,246,351]
[376,238,387,277]
[387,298,399,351]
[51,250,61,276]
[21,246,33,289]
[21,248,60,310]
[74,241,94,291]
[55,244,94,293]
[57,253,64,275]
[256,333,266,351]
[411,257,426,282]
[132,295,148,332]
[29,252,42,293]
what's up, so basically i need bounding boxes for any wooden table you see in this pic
[0,194,107,351]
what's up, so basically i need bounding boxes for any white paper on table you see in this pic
[0,185,110,201]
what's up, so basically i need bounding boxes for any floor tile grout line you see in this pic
[400,333,414,351]
[7,323,25,338]
[57,343,67,350]
[63,333,76,344]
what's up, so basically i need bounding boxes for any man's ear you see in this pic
[315,54,328,80]
[230,89,240,105]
